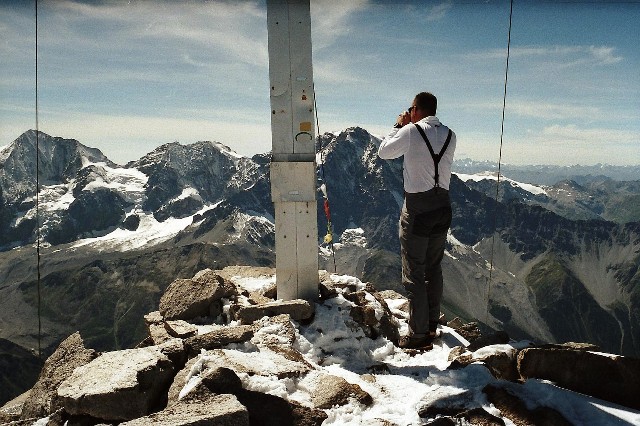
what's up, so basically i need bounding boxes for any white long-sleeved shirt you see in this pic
[378,116,456,193]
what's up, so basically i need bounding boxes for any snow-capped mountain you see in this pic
[0,128,639,370]
[0,131,270,250]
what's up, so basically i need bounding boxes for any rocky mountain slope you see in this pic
[0,129,639,405]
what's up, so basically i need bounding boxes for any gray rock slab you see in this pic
[20,332,98,419]
[198,348,313,379]
[232,299,314,324]
[184,325,254,356]
[57,347,175,421]
[120,393,249,426]
[0,390,30,423]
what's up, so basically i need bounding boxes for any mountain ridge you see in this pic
[1,128,639,405]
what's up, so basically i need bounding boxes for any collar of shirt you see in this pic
[419,116,441,126]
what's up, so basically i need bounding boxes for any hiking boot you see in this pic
[398,335,433,350]
[428,329,441,340]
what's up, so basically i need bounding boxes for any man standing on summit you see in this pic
[378,92,457,350]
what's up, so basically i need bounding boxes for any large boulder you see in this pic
[20,332,98,419]
[159,273,226,321]
[165,355,325,426]
[235,389,327,426]
[517,347,640,410]
[57,347,175,421]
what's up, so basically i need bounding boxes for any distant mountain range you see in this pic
[453,158,640,185]
[1,129,639,404]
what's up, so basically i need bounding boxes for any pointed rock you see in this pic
[57,347,175,421]
[20,332,98,419]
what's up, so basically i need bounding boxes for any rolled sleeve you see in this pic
[378,126,410,160]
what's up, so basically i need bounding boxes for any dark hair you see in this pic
[414,92,437,116]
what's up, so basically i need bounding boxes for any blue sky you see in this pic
[1,0,639,166]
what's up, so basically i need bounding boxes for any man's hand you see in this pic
[396,110,411,128]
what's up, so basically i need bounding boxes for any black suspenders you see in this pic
[414,124,452,190]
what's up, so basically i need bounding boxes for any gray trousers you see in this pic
[399,189,452,337]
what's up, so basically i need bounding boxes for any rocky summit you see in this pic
[2,267,639,425]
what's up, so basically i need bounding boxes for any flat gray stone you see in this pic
[232,299,314,325]
[165,320,198,339]
[184,325,254,356]
[144,311,164,324]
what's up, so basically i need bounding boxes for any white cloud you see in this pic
[508,100,601,120]
[463,44,623,68]
[500,124,640,165]
[510,45,623,68]
[538,124,637,145]
[426,2,453,21]
[34,1,269,79]
[311,0,369,51]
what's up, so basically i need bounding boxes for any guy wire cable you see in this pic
[35,0,42,359]
[313,85,337,273]
[486,0,513,325]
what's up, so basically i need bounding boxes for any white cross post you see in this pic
[267,0,319,301]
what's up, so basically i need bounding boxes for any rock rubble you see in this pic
[2,266,639,426]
